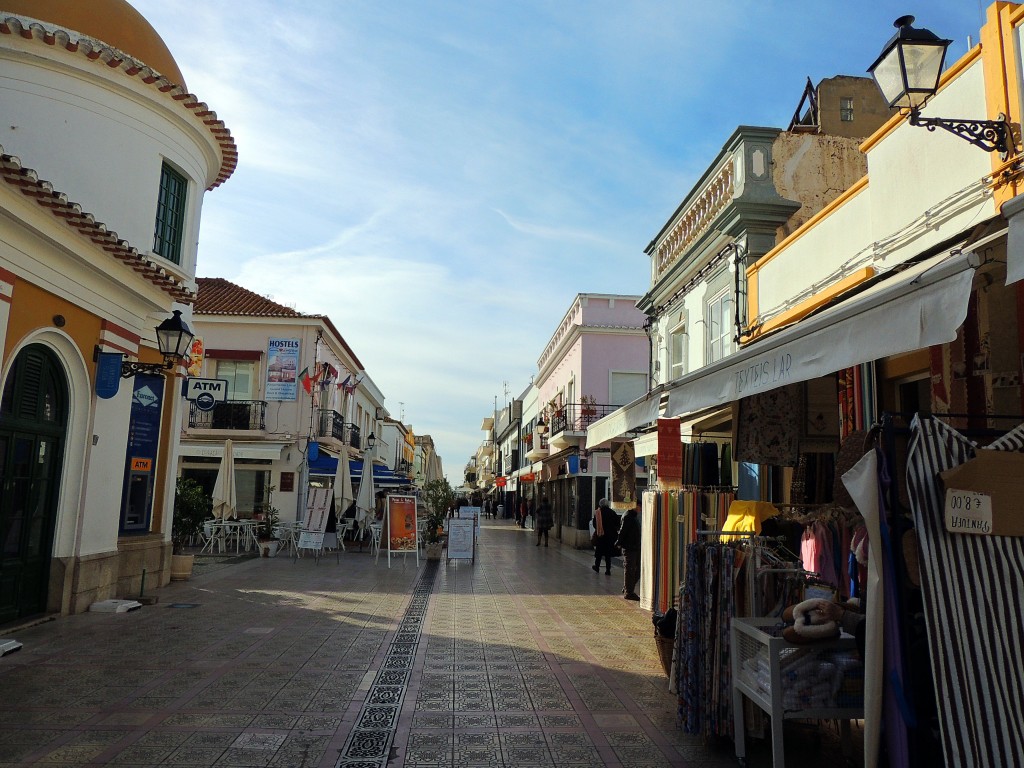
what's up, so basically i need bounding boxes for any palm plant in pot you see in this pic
[420,478,455,560]
[256,499,281,558]
[171,476,210,580]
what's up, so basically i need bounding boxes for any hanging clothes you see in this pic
[906,415,1024,767]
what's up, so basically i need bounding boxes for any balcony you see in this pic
[315,410,362,449]
[548,402,617,450]
[189,400,266,430]
[524,431,549,462]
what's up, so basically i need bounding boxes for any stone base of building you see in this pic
[52,536,172,615]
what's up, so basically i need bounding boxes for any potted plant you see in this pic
[420,478,455,560]
[580,394,598,424]
[171,476,210,580]
[256,503,281,558]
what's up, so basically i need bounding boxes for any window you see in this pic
[840,97,854,122]
[706,289,734,364]
[153,162,187,263]
[669,322,687,381]
[215,360,255,400]
[609,372,647,405]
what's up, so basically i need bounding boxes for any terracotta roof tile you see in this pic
[194,278,365,370]
[194,278,304,316]
[1,16,237,190]
[0,146,194,303]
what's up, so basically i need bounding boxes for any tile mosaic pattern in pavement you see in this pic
[0,518,857,767]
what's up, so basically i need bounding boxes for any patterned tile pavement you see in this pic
[0,519,859,767]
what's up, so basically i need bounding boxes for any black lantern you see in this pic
[868,16,1012,156]
[868,15,950,111]
[367,432,377,450]
[121,310,194,378]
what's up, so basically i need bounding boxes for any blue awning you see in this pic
[307,454,412,486]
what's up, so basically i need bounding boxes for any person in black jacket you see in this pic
[592,498,620,575]
[616,499,641,600]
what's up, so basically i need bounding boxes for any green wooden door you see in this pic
[0,345,67,623]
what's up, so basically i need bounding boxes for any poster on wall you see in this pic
[187,336,205,377]
[119,374,165,532]
[382,494,419,568]
[266,338,300,400]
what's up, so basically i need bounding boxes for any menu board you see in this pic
[387,495,418,552]
[446,518,475,562]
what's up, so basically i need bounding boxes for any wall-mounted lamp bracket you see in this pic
[909,110,1012,158]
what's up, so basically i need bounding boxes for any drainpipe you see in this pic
[642,314,655,391]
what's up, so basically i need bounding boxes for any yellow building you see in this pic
[0,1,235,619]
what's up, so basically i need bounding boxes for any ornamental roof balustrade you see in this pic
[655,161,735,279]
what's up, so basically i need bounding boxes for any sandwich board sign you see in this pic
[298,486,334,563]
[446,518,475,563]
[381,494,418,568]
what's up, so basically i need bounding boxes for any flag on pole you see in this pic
[299,366,323,395]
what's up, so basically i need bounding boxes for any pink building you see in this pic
[528,294,649,546]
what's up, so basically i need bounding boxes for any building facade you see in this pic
[0,1,235,617]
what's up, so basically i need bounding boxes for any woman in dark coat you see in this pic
[592,498,620,575]
[535,497,553,546]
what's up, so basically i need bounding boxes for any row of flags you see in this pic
[299,362,363,395]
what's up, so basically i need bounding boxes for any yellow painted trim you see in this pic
[746,270,758,341]
[1010,3,1024,26]
[746,176,868,284]
[745,267,876,342]
[859,45,983,154]
[987,3,1024,207]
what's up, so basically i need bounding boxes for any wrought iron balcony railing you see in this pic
[189,400,266,430]
[549,402,618,436]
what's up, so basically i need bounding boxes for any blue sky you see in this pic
[132,1,984,476]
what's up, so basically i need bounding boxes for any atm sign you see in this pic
[131,458,153,472]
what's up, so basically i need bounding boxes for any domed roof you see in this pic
[2,0,185,87]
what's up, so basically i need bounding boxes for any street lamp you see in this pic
[120,310,194,378]
[367,432,376,450]
[868,16,1013,157]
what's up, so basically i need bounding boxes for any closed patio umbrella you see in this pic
[334,453,355,517]
[211,439,237,520]
[355,459,375,524]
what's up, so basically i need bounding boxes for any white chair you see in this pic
[368,522,383,556]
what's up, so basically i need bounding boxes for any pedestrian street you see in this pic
[0,518,852,767]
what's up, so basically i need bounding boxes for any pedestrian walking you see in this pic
[534,497,553,546]
[591,498,620,575]
[616,499,642,600]
[527,499,535,530]
[518,498,527,528]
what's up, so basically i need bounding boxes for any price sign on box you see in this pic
[944,489,993,535]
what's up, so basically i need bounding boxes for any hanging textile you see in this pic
[841,450,885,768]
[641,491,684,615]
[735,384,802,466]
[677,541,736,739]
[906,416,1024,767]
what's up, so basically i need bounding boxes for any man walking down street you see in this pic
[616,499,641,600]
[535,497,553,546]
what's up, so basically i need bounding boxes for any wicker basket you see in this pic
[655,634,674,676]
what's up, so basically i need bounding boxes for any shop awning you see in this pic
[665,250,975,419]
[307,454,412,486]
[584,392,660,449]
[180,441,288,461]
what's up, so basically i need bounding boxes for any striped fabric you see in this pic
[906,416,1024,767]
[640,491,680,615]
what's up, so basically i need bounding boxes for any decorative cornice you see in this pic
[0,145,195,303]
[0,15,237,190]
